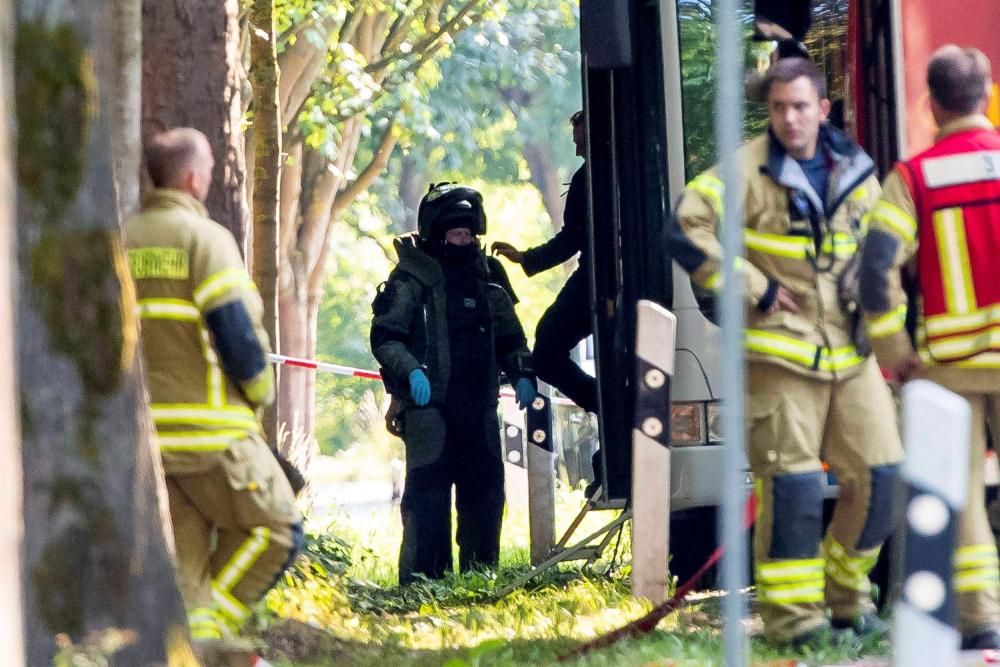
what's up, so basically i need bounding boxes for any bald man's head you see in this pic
[927,45,992,117]
[145,128,215,202]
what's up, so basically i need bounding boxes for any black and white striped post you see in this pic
[631,300,677,602]
[893,379,971,666]
[526,392,556,565]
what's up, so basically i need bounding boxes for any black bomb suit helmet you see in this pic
[417,183,487,247]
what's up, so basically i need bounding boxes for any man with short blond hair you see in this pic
[860,44,1000,650]
[126,127,302,651]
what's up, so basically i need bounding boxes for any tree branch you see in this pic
[331,116,399,218]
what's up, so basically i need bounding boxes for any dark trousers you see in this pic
[398,405,504,584]
[533,270,597,412]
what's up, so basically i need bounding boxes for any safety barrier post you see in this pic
[526,392,556,565]
[631,300,676,603]
[893,380,970,665]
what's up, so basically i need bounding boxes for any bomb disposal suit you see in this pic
[672,123,904,642]
[125,189,302,641]
[860,114,1000,636]
[371,184,535,584]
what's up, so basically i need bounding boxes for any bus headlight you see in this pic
[707,401,723,443]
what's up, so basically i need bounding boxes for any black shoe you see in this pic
[785,623,857,651]
[961,627,1000,650]
[831,612,890,640]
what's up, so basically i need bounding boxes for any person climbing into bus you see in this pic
[491,110,598,416]
[370,182,536,584]
[125,128,302,661]
[671,57,904,650]
[860,45,1000,651]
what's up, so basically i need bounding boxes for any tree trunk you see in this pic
[250,0,281,447]
[398,154,425,233]
[0,3,24,662]
[141,0,250,253]
[14,2,190,663]
[110,0,141,218]
[522,141,565,232]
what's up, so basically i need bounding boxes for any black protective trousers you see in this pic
[398,404,505,584]
[533,270,597,413]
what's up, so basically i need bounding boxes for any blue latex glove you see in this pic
[408,368,431,406]
[515,378,537,410]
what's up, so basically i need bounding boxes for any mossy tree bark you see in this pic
[0,1,25,663]
[141,0,250,253]
[14,0,190,663]
[250,0,281,447]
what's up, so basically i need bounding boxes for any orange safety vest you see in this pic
[905,127,1000,363]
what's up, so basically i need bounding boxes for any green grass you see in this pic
[255,491,887,666]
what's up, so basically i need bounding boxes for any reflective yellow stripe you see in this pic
[688,174,725,218]
[215,527,271,592]
[745,230,810,259]
[758,584,825,603]
[868,305,908,338]
[151,404,258,429]
[744,330,864,373]
[934,207,977,315]
[926,304,1000,337]
[757,558,824,582]
[136,298,200,321]
[194,267,252,310]
[212,584,250,630]
[242,370,273,405]
[955,544,999,565]
[157,429,248,451]
[870,199,917,243]
[705,258,744,291]
[822,535,878,593]
[955,571,1000,592]
[128,247,190,280]
[188,607,225,640]
[744,231,856,260]
[198,326,225,408]
[927,328,1000,361]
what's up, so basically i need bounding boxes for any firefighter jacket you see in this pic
[672,124,881,381]
[124,189,274,468]
[859,115,1000,387]
[370,233,534,409]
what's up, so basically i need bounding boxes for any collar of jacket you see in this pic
[141,188,209,217]
[935,114,994,141]
[763,123,875,216]
[394,232,493,288]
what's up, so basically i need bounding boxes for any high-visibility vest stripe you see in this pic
[688,174,725,217]
[137,298,200,321]
[933,207,977,315]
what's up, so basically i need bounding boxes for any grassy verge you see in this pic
[255,491,887,666]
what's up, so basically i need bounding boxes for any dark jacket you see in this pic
[522,165,589,277]
[370,233,534,409]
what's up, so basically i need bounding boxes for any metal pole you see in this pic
[715,0,747,664]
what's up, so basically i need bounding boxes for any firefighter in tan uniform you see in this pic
[860,45,1000,650]
[125,128,302,648]
[672,58,903,647]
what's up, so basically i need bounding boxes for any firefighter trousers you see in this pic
[747,358,903,642]
[935,386,1000,634]
[166,434,303,640]
[398,405,505,584]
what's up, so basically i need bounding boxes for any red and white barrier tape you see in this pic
[268,353,382,380]
[268,352,578,407]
